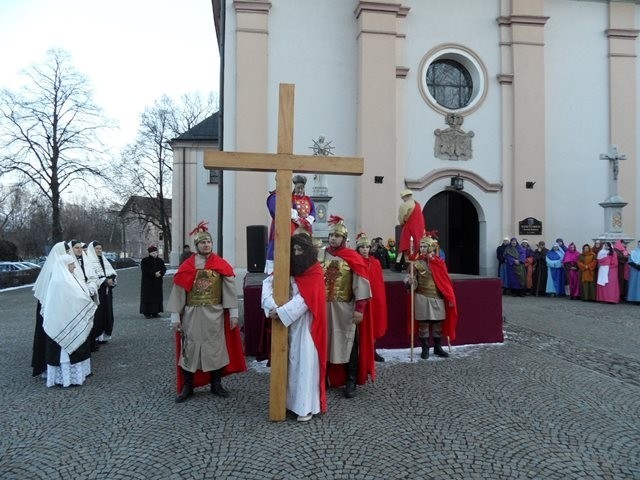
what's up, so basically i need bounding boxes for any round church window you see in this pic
[419,45,487,115]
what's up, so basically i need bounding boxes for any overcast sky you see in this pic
[0,0,220,152]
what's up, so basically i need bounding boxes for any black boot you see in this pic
[433,337,449,358]
[210,369,229,398]
[374,351,385,362]
[420,337,429,359]
[344,340,358,398]
[175,370,194,403]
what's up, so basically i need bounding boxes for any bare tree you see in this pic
[0,48,112,242]
[113,92,216,261]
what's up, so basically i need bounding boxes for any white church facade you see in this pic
[171,0,639,276]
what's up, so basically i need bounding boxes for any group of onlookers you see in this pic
[31,240,117,387]
[497,237,640,304]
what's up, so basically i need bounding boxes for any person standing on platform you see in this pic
[545,243,566,297]
[562,242,581,300]
[531,241,549,297]
[371,237,390,270]
[626,240,640,303]
[407,235,458,359]
[386,238,397,265]
[168,221,246,403]
[179,244,192,265]
[577,244,597,301]
[396,189,426,272]
[496,237,510,294]
[139,246,166,318]
[265,175,316,274]
[261,233,327,422]
[355,233,388,365]
[87,241,117,344]
[322,216,371,398]
[596,242,620,304]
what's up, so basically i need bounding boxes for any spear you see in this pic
[409,236,415,363]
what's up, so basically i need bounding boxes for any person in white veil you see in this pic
[31,241,68,377]
[86,241,117,345]
[42,253,98,387]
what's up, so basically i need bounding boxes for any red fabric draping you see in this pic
[173,254,235,292]
[294,263,328,413]
[399,202,426,253]
[325,246,370,280]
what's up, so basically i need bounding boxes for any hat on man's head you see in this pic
[292,175,307,186]
[419,235,438,250]
[189,220,212,245]
[147,245,158,253]
[400,189,413,199]
[328,215,348,238]
[355,232,370,248]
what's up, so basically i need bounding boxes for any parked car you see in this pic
[0,261,40,288]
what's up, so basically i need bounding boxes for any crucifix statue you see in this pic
[203,84,364,421]
[599,144,627,201]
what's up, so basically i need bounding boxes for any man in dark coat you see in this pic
[140,246,166,318]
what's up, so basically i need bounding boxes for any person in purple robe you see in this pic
[562,242,581,299]
[503,237,526,297]
[545,243,565,297]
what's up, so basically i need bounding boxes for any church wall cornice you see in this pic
[405,168,502,193]
[355,1,402,19]
[234,0,271,14]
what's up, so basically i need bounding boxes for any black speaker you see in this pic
[246,225,268,273]
[395,225,402,252]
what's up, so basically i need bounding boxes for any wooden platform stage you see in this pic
[242,271,503,358]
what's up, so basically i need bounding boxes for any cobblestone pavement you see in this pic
[1,269,639,479]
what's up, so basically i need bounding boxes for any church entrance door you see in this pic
[424,191,479,274]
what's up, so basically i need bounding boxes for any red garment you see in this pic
[173,253,246,393]
[406,255,458,341]
[294,263,328,413]
[325,245,373,387]
[173,253,235,292]
[357,256,387,384]
[399,202,426,253]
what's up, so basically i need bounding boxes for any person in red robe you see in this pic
[355,232,388,368]
[407,235,458,359]
[396,189,426,271]
[322,216,372,398]
[168,221,246,403]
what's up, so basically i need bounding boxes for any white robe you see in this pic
[262,276,320,417]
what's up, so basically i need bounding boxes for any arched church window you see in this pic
[426,60,473,110]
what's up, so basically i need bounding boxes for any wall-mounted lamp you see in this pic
[451,174,464,191]
[525,181,536,189]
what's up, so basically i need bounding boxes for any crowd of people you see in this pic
[497,237,640,304]
[31,240,117,387]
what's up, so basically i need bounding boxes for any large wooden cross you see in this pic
[203,83,364,421]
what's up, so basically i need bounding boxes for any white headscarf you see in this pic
[33,241,68,306]
[42,254,97,354]
[86,241,117,284]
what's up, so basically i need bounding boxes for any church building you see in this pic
[171,0,639,276]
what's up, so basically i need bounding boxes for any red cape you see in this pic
[325,246,370,280]
[173,253,235,292]
[325,246,374,387]
[399,202,426,253]
[173,253,246,393]
[406,255,458,341]
[294,263,328,413]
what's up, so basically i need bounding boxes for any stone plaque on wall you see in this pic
[519,217,542,236]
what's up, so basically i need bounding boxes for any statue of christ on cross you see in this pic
[203,84,364,421]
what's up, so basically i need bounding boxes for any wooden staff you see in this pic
[447,335,451,354]
[409,236,415,363]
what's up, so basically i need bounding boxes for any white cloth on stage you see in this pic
[262,275,320,417]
